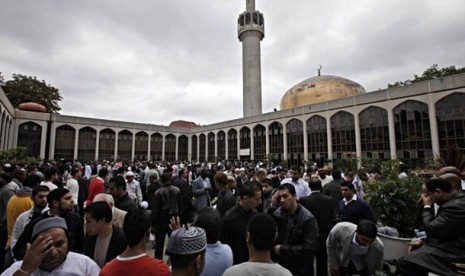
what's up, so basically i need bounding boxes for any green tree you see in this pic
[389,64,465,88]
[1,74,62,113]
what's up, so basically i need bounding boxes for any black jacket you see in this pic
[300,191,335,244]
[83,226,127,266]
[151,184,182,231]
[220,204,257,264]
[273,204,319,276]
[115,193,136,213]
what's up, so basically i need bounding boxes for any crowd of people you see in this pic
[0,159,463,275]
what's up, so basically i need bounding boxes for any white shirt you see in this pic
[280,178,311,199]
[126,180,142,204]
[40,181,58,191]
[2,252,100,276]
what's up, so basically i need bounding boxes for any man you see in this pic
[5,174,40,268]
[65,167,80,213]
[213,172,236,217]
[271,183,319,276]
[83,202,127,268]
[93,193,127,229]
[223,213,292,276]
[151,171,182,260]
[299,177,336,276]
[166,226,207,276]
[323,169,344,211]
[280,166,311,199]
[397,177,465,276]
[10,185,50,248]
[327,220,384,276]
[84,162,93,180]
[2,217,100,275]
[100,210,170,276]
[107,176,136,213]
[220,182,262,264]
[337,181,376,224]
[125,171,142,206]
[192,169,212,212]
[172,169,194,225]
[194,208,233,276]
[11,186,50,250]
[40,167,58,191]
[13,188,84,261]
[86,168,109,207]
[0,172,20,270]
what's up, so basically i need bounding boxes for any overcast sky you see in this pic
[1,0,465,126]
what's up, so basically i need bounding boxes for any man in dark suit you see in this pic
[322,169,344,212]
[83,202,127,268]
[192,169,212,212]
[300,177,335,276]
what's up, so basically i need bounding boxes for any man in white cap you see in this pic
[166,225,207,276]
[2,217,100,275]
[125,171,142,206]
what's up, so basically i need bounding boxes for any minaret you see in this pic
[238,0,264,117]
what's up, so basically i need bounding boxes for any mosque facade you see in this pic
[1,0,465,168]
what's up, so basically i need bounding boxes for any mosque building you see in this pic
[1,0,465,168]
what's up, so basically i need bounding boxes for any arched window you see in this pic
[286,119,303,166]
[150,133,163,161]
[135,132,148,161]
[359,107,390,159]
[331,111,356,159]
[99,128,115,161]
[55,125,75,160]
[394,100,431,167]
[165,134,176,161]
[307,115,328,166]
[178,135,189,161]
[78,127,96,162]
[118,130,133,161]
[18,122,42,157]
[253,125,266,161]
[217,131,226,160]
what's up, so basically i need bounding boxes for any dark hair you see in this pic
[84,202,112,223]
[239,182,261,199]
[47,188,70,207]
[44,167,57,180]
[0,173,12,183]
[22,174,42,189]
[340,181,355,191]
[170,251,205,269]
[425,177,452,193]
[159,171,172,185]
[357,219,378,239]
[193,207,222,244]
[262,178,273,186]
[278,183,296,196]
[332,170,342,180]
[32,184,50,197]
[290,166,302,174]
[98,168,109,178]
[123,209,151,247]
[70,167,80,176]
[214,173,228,187]
[248,213,276,250]
[308,178,322,191]
[114,175,127,191]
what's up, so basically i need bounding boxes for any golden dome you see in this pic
[280,75,366,110]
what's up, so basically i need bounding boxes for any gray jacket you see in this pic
[326,222,384,275]
[192,176,211,211]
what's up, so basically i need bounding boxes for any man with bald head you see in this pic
[438,166,465,190]
[93,193,127,229]
[440,173,463,191]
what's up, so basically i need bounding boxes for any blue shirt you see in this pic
[200,241,233,276]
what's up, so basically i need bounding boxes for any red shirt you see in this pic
[100,254,169,276]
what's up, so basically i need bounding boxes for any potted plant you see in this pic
[364,159,423,261]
